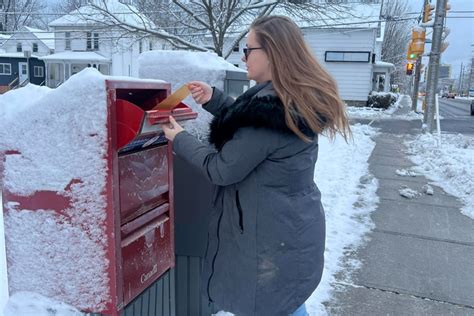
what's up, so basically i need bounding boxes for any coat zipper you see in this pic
[207,207,224,305]
[236,190,244,234]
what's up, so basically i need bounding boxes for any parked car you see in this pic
[442,92,456,99]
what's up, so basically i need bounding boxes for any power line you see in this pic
[0,8,471,17]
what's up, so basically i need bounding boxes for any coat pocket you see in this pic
[235,190,244,234]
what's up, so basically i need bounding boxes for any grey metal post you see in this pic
[412,56,422,112]
[424,0,447,133]
[458,62,463,94]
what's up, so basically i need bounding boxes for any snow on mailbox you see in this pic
[0,68,197,315]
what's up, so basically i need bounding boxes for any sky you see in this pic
[408,0,473,77]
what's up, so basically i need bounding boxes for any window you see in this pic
[86,32,99,50]
[86,32,92,50]
[34,66,44,77]
[0,63,12,75]
[17,42,22,52]
[325,51,371,63]
[93,33,99,50]
[33,43,38,52]
[65,32,71,50]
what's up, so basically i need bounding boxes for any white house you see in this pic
[226,3,395,105]
[42,0,164,88]
[0,26,55,57]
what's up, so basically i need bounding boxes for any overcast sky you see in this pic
[409,0,473,77]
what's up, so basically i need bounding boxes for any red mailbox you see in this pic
[2,78,197,315]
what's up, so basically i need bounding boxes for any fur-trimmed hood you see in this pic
[208,81,314,150]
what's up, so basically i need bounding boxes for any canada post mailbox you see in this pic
[2,78,197,316]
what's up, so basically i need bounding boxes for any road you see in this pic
[437,97,474,135]
[438,97,473,118]
[353,97,474,135]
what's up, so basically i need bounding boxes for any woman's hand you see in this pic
[161,116,184,141]
[188,81,213,104]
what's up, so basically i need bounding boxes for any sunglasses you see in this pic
[243,47,263,59]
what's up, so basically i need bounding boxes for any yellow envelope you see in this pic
[152,85,190,111]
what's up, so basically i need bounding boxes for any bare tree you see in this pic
[0,0,46,32]
[381,0,413,89]
[63,0,351,58]
[53,0,90,13]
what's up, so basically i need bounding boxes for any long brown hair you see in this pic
[250,15,351,141]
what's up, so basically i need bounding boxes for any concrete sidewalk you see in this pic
[325,96,474,315]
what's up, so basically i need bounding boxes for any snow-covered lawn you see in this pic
[346,95,423,121]
[307,124,379,315]
[405,132,474,219]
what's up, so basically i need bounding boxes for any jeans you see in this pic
[289,303,309,316]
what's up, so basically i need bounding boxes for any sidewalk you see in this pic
[326,96,474,315]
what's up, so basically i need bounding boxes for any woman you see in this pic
[162,15,350,316]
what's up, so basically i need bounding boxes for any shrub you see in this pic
[368,91,398,109]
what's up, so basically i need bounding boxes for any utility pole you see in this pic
[424,0,447,133]
[412,56,422,111]
[458,62,463,93]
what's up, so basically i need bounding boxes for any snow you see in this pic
[347,95,424,121]
[138,50,247,141]
[1,70,471,316]
[0,68,113,313]
[0,195,7,315]
[4,292,82,316]
[40,51,110,62]
[405,132,474,219]
[272,3,382,29]
[48,0,155,29]
[399,186,420,199]
[373,61,395,70]
[306,124,379,315]
[23,27,55,50]
[0,53,41,59]
[1,73,379,314]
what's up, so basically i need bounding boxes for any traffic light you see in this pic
[407,46,415,61]
[423,3,435,23]
[407,27,426,60]
[406,63,414,75]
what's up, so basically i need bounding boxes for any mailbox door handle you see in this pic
[121,213,169,247]
[121,203,169,237]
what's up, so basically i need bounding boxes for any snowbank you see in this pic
[405,132,474,219]
[0,68,112,311]
[4,292,83,316]
[138,50,248,140]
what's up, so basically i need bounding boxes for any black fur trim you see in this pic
[209,89,314,150]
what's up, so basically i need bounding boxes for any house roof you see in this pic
[374,61,396,72]
[277,3,382,30]
[226,3,382,36]
[49,0,155,29]
[39,51,110,62]
[24,26,55,50]
[0,52,40,58]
